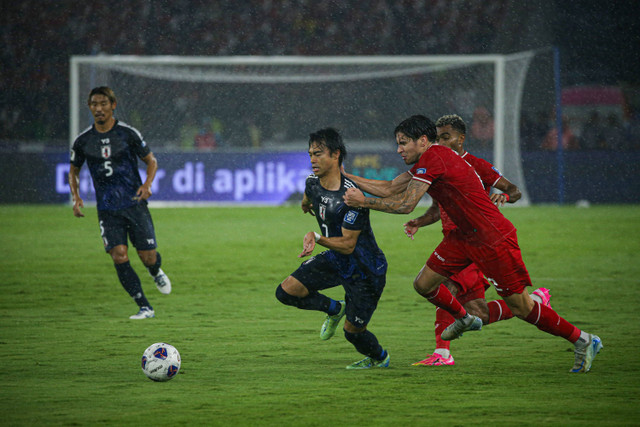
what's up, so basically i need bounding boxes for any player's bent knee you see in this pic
[275,284,296,306]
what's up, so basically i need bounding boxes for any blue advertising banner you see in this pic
[1,150,638,204]
[53,152,313,204]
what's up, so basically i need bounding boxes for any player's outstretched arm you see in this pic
[343,171,412,198]
[344,180,430,214]
[68,165,84,217]
[404,202,440,239]
[491,177,522,206]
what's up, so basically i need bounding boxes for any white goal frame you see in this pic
[70,53,536,205]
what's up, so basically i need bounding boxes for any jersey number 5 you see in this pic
[104,161,114,177]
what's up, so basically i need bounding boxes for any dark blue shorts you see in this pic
[97,203,157,252]
[291,251,386,328]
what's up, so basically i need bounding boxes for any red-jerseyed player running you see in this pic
[343,114,602,373]
[403,114,551,366]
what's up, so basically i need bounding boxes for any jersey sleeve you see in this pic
[304,175,316,199]
[127,127,152,159]
[70,138,85,168]
[472,156,502,187]
[341,207,367,231]
[409,149,446,185]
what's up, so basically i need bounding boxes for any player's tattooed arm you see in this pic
[344,180,430,214]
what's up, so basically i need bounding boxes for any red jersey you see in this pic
[438,151,502,234]
[409,144,515,246]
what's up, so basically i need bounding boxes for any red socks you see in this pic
[434,308,454,350]
[487,299,514,324]
[524,301,581,343]
[425,284,467,319]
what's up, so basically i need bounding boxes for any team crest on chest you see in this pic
[101,145,111,159]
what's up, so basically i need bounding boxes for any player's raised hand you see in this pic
[298,231,316,258]
[72,197,85,217]
[343,187,365,207]
[403,219,420,240]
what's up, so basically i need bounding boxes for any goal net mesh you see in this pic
[72,53,542,204]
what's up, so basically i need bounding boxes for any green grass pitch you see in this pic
[1,204,640,426]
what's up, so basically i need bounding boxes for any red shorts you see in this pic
[447,264,489,305]
[427,229,532,297]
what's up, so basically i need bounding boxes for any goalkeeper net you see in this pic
[71,53,547,205]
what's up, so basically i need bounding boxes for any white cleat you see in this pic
[571,334,603,373]
[152,268,172,294]
[129,306,155,319]
[441,315,483,341]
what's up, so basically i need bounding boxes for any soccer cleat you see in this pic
[532,287,552,307]
[320,300,346,340]
[346,353,390,370]
[129,306,155,319]
[441,315,483,341]
[412,353,455,366]
[151,268,172,295]
[571,334,603,373]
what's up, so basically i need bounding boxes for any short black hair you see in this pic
[88,86,117,105]
[308,128,346,165]
[394,115,437,142]
[435,114,467,135]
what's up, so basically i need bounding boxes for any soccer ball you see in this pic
[141,342,181,382]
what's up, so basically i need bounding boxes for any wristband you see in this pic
[314,232,321,242]
[503,193,510,202]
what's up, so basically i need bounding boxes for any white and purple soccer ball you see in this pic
[141,343,181,382]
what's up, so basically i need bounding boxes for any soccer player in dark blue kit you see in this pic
[69,86,171,319]
[275,128,390,369]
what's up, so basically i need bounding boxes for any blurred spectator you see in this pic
[541,117,579,151]
[470,106,494,150]
[194,123,217,151]
[1,0,509,143]
[580,111,606,150]
[603,113,625,150]
[179,118,199,151]
[521,111,549,151]
[626,108,640,150]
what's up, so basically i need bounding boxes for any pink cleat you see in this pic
[412,353,455,366]
[532,288,552,307]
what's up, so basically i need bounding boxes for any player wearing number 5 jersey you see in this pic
[275,128,390,369]
[69,86,171,320]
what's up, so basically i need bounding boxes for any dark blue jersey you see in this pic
[71,120,151,211]
[305,174,387,279]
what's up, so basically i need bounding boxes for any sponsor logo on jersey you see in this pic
[101,138,110,144]
[344,210,358,224]
[416,168,427,174]
[319,204,326,220]
[101,146,111,159]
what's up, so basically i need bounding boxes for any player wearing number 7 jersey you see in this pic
[69,86,171,320]
[275,128,390,369]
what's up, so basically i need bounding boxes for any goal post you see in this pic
[70,52,541,205]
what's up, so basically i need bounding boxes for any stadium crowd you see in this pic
[2,0,638,150]
[0,0,507,142]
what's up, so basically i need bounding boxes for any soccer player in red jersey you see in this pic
[343,115,602,373]
[402,115,550,366]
